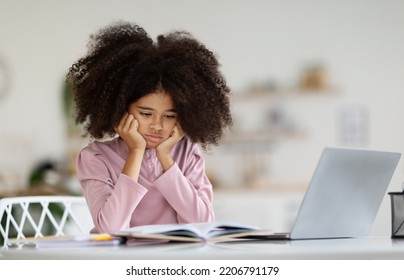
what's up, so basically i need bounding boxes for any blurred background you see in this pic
[1,0,403,235]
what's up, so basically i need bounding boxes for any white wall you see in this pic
[0,0,403,233]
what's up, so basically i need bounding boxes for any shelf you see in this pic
[231,87,340,102]
[222,130,305,146]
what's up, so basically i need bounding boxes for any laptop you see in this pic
[268,146,401,240]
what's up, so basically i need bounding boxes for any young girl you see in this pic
[66,21,232,233]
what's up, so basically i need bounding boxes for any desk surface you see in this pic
[1,236,404,260]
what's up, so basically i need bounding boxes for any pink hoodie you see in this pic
[76,137,214,233]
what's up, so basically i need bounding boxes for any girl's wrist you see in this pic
[122,148,145,181]
[128,146,146,154]
[156,149,174,171]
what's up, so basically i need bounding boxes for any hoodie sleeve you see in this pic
[153,142,215,223]
[76,147,148,233]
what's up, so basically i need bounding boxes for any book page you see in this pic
[116,221,260,240]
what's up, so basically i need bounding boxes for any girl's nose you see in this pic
[150,116,163,131]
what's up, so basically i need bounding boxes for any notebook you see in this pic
[268,146,401,240]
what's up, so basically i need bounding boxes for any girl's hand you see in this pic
[115,113,146,151]
[156,124,185,171]
[156,124,185,155]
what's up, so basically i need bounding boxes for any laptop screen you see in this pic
[290,147,400,239]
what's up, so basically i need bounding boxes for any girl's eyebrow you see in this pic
[137,105,153,110]
[137,105,177,112]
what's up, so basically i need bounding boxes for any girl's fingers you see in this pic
[129,118,139,133]
[174,124,185,138]
[116,112,128,132]
[122,114,135,132]
[171,124,185,140]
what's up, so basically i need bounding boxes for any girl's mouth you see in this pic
[145,134,163,143]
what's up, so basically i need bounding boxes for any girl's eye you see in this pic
[164,114,176,119]
[140,112,152,117]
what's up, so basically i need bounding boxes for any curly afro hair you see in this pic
[66,20,232,149]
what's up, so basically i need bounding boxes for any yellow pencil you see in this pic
[91,234,113,241]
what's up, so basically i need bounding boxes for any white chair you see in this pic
[0,195,93,248]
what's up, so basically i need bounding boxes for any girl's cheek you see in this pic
[136,120,146,132]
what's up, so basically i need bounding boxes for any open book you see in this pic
[112,221,272,243]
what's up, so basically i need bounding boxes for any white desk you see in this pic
[1,236,404,260]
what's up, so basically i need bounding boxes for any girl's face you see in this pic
[128,91,178,148]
